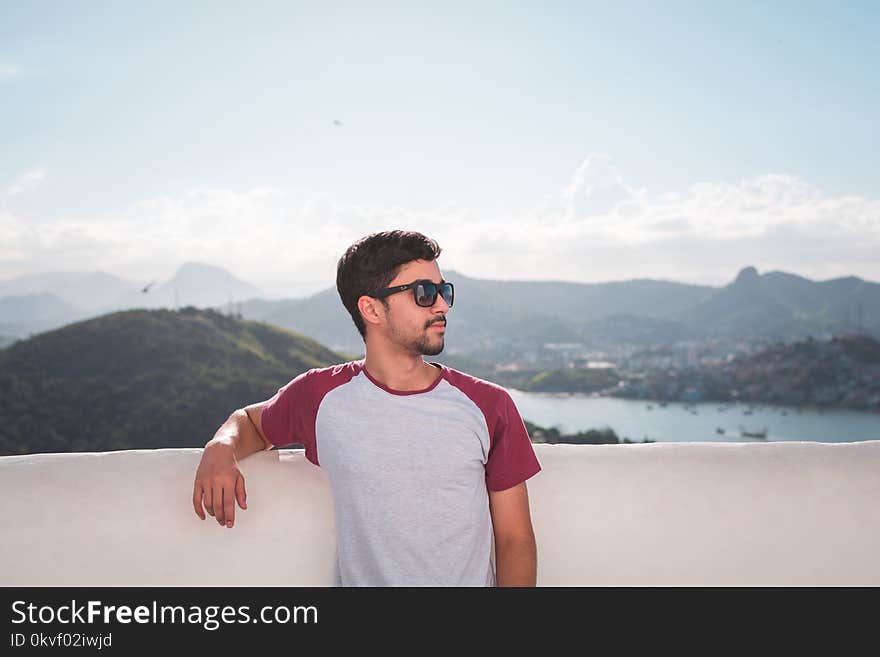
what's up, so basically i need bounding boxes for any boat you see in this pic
[739,426,768,439]
[716,427,725,435]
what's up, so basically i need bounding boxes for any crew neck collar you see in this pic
[359,359,446,396]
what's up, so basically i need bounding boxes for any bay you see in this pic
[507,390,880,443]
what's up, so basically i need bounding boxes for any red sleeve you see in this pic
[260,368,320,466]
[485,390,542,492]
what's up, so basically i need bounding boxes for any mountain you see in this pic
[0,307,352,456]
[237,269,716,355]
[429,270,714,355]
[0,293,92,340]
[0,271,138,312]
[3,263,879,357]
[579,314,698,345]
[679,266,880,340]
[258,288,363,353]
[102,262,264,312]
[0,262,267,340]
[0,292,85,324]
[232,266,880,355]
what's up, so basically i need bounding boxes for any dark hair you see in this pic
[336,230,442,342]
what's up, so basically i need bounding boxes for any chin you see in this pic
[420,341,445,357]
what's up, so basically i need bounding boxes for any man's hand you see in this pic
[192,441,248,528]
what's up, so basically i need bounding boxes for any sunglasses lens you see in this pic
[414,282,454,307]
[415,283,436,307]
[440,283,454,307]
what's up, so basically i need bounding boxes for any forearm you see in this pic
[494,537,538,587]
[207,409,269,461]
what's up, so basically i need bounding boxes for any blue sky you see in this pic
[1,1,878,297]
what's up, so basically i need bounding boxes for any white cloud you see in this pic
[1,156,878,293]
[464,154,880,285]
[0,180,480,298]
[559,153,644,223]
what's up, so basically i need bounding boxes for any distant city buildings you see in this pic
[487,334,880,412]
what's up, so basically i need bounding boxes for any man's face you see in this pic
[372,259,449,356]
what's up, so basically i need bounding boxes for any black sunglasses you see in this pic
[371,279,454,308]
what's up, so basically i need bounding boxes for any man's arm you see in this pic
[488,481,538,586]
[203,403,274,459]
[236,403,275,457]
[192,402,274,528]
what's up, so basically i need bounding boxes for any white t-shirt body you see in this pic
[260,358,542,586]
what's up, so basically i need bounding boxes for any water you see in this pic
[507,390,880,443]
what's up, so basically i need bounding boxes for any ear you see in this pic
[358,294,386,328]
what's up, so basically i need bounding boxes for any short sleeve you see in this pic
[485,390,542,492]
[260,368,320,465]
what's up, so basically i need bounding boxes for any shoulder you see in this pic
[441,364,515,410]
[282,359,363,396]
[308,358,364,380]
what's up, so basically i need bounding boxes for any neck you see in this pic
[362,348,440,392]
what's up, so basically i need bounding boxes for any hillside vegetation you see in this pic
[0,307,350,456]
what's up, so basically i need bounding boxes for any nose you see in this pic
[432,292,450,313]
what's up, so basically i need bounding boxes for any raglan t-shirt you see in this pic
[259,358,542,587]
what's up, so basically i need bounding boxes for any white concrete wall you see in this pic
[1,441,878,586]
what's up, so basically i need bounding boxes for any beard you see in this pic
[416,333,445,356]
[390,322,445,356]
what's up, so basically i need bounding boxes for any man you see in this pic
[192,230,542,586]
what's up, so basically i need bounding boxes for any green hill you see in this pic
[0,307,354,456]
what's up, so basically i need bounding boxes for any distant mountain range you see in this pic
[0,262,263,342]
[235,266,880,356]
[2,263,878,356]
[0,308,352,456]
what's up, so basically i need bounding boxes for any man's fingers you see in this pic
[192,481,205,520]
[204,483,214,517]
[235,474,247,510]
[223,484,235,528]
[212,483,224,525]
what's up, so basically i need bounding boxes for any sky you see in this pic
[1,0,878,299]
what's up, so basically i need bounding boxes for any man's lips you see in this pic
[430,323,446,329]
